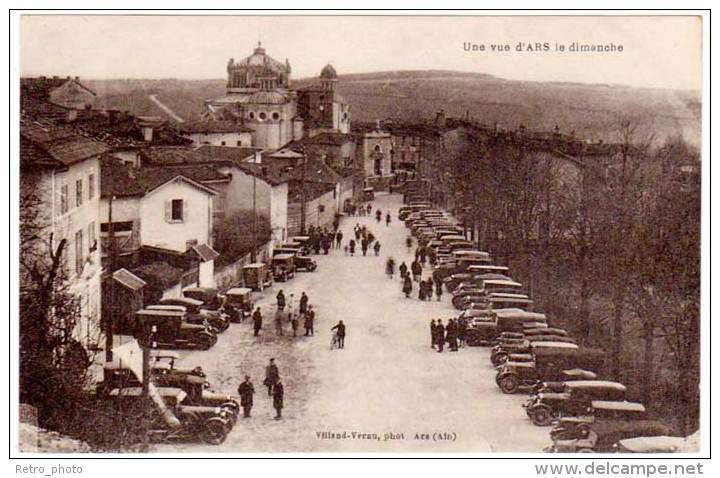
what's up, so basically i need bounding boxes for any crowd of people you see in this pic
[394,246,445,302]
[346,223,382,257]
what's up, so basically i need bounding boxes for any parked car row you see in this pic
[409,197,681,454]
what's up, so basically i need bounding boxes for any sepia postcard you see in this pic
[12,11,706,459]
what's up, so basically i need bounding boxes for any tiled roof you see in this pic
[192,243,220,262]
[288,180,336,202]
[21,118,110,168]
[301,132,357,146]
[195,145,261,163]
[113,268,147,291]
[286,157,341,185]
[100,156,222,198]
[177,120,253,134]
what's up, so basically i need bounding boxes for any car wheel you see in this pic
[491,352,508,366]
[198,334,215,350]
[200,418,229,445]
[216,320,230,332]
[498,374,520,394]
[530,405,554,426]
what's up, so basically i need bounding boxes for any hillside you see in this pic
[85,70,701,145]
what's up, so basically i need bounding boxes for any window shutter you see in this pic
[182,199,188,222]
[164,200,171,222]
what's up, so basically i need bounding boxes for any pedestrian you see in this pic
[272,380,284,419]
[336,230,343,249]
[385,212,391,227]
[331,320,346,349]
[349,239,356,256]
[375,209,382,223]
[399,261,408,280]
[367,232,375,245]
[366,204,372,215]
[411,260,422,282]
[418,279,426,301]
[430,319,437,349]
[355,228,361,241]
[252,307,263,336]
[291,313,299,337]
[237,375,255,418]
[274,308,284,336]
[276,290,286,311]
[457,317,467,348]
[361,237,369,256]
[373,241,381,256]
[403,275,413,298]
[406,236,413,253]
[299,292,309,315]
[322,237,330,255]
[264,358,280,396]
[436,320,445,352]
[419,246,427,265]
[447,319,459,351]
[386,257,395,279]
[435,280,443,302]
[287,293,296,318]
[428,248,437,267]
[304,305,315,336]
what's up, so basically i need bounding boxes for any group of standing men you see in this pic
[429,318,467,352]
[347,223,381,256]
[236,358,284,420]
[398,259,443,301]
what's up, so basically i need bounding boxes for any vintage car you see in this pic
[273,245,305,257]
[105,386,232,445]
[242,262,273,291]
[548,420,670,453]
[146,305,224,335]
[549,400,648,441]
[495,347,606,394]
[491,338,578,366]
[224,287,254,322]
[464,309,548,346]
[363,187,375,200]
[525,381,627,426]
[98,359,238,423]
[156,297,230,332]
[135,309,217,350]
[183,287,224,311]
[295,255,318,272]
[488,295,534,311]
[466,264,510,275]
[271,253,296,282]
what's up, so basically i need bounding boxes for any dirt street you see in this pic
[157,192,549,453]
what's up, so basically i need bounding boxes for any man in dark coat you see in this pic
[373,241,381,256]
[430,319,437,349]
[335,230,343,249]
[349,239,356,256]
[419,247,427,265]
[264,358,280,396]
[435,280,443,302]
[457,317,468,348]
[276,290,286,311]
[447,319,459,351]
[436,320,445,352]
[361,237,369,256]
[304,306,315,336]
[411,260,422,282]
[299,292,309,315]
[272,380,284,419]
[399,262,408,280]
[402,275,413,298]
[418,279,426,300]
[252,307,263,336]
[331,320,346,349]
[385,212,391,227]
[237,375,255,418]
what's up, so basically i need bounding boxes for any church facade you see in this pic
[203,43,350,150]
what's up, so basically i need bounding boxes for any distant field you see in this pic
[85,70,701,145]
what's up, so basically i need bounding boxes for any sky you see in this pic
[19,15,702,90]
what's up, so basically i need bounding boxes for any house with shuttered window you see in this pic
[99,156,221,290]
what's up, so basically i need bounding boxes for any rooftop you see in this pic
[177,120,254,134]
[20,118,110,169]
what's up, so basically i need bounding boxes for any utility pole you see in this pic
[300,152,307,234]
[106,195,116,362]
[251,152,259,263]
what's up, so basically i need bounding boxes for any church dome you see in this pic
[320,64,338,80]
[248,90,288,105]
